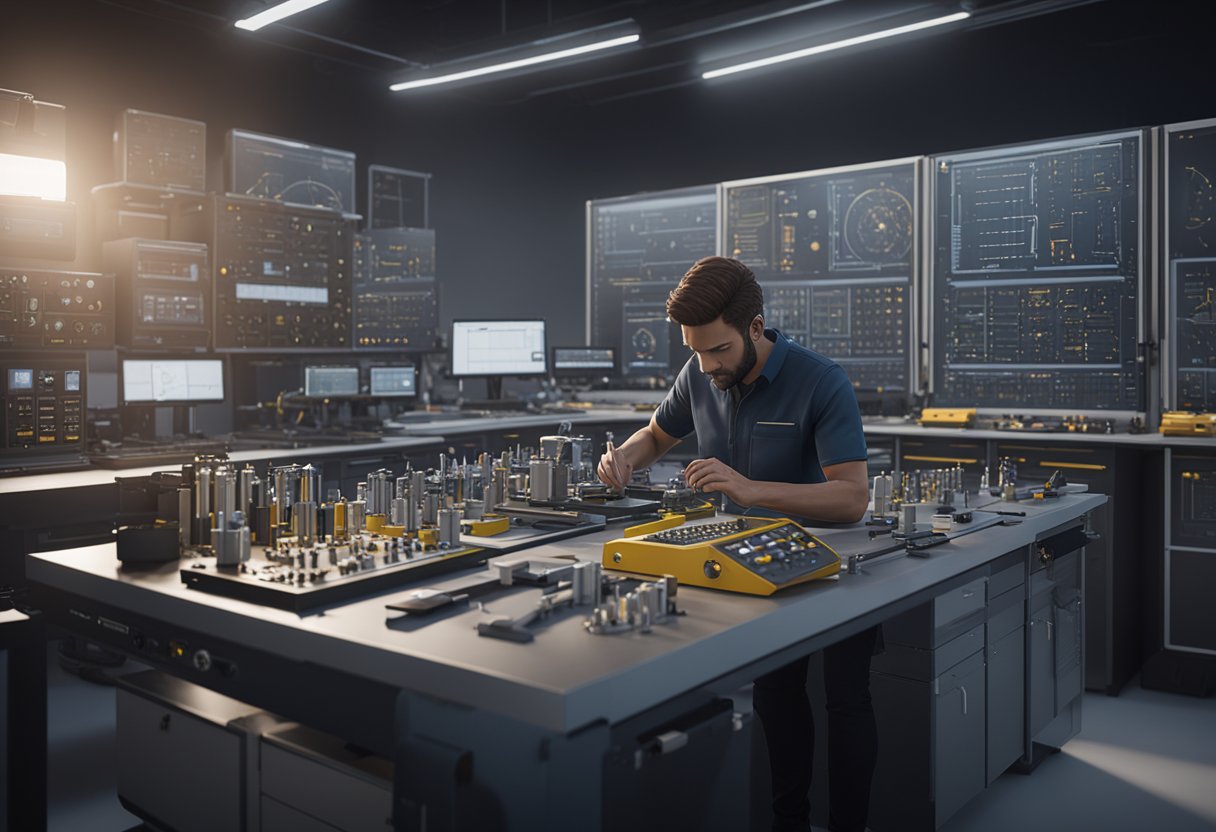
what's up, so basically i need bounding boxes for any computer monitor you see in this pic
[450,320,547,378]
[369,365,417,398]
[551,346,616,377]
[121,359,225,405]
[304,366,360,398]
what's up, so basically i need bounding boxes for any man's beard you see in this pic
[709,334,757,390]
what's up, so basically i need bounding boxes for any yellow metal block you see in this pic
[465,515,510,536]
[1159,411,1216,436]
[919,407,976,428]
[419,528,439,546]
[366,514,386,532]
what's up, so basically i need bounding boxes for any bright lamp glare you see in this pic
[0,153,67,200]
[390,34,640,91]
[702,12,970,80]
[235,0,331,31]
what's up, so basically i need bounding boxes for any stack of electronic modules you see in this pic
[2,89,104,473]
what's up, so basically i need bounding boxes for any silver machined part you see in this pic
[349,499,366,532]
[177,487,191,549]
[405,492,421,533]
[424,491,440,526]
[391,497,407,525]
[529,459,553,502]
[294,500,317,546]
[300,464,316,503]
[214,466,235,519]
[572,560,600,605]
[437,508,461,545]
[212,510,251,567]
[238,465,254,517]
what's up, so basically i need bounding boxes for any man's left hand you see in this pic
[684,457,755,507]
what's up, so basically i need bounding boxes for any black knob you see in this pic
[703,560,722,580]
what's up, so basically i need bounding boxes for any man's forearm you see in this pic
[617,424,671,472]
[746,478,868,524]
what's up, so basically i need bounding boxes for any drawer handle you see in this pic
[962,590,976,599]
[960,685,968,716]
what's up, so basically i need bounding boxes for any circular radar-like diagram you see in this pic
[843,187,913,264]
[631,327,657,360]
[1184,165,1216,248]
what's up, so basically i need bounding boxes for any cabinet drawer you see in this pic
[987,588,1024,642]
[989,558,1025,599]
[936,577,988,631]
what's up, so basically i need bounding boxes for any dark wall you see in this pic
[4,1,1212,353]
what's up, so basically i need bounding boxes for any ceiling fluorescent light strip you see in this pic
[702,11,970,80]
[390,34,640,91]
[235,0,332,32]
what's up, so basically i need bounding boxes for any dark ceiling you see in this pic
[92,0,1108,105]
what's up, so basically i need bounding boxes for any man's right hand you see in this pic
[597,443,634,492]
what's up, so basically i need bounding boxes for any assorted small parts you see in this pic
[584,574,680,636]
[470,557,683,642]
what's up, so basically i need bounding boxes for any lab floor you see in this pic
[45,642,1216,832]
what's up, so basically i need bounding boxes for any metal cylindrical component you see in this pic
[318,504,334,539]
[195,465,212,547]
[437,508,461,546]
[396,476,409,499]
[294,500,317,546]
[872,474,890,516]
[274,465,296,517]
[300,464,317,503]
[423,491,440,526]
[214,466,235,519]
[552,464,569,501]
[334,499,348,540]
[365,470,392,517]
[902,503,917,531]
[177,487,191,549]
[391,497,408,525]
[213,511,251,567]
[530,459,553,502]
[572,560,601,606]
[462,499,484,521]
[349,499,366,532]
[238,466,254,517]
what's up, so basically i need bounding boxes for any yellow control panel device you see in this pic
[602,516,841,596]
[919,407,976,428]
[1159,411,1216,437]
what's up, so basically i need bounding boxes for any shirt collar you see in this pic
[759,328,790,384]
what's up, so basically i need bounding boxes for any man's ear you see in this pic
[751,316,764,340]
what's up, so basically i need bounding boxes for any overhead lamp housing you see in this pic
[235,0,332,32]
[701,10,970,81]
[390,19,641,92]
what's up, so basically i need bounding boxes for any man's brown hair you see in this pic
[666,256,764,335]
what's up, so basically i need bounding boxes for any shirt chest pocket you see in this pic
[747,421,803,483]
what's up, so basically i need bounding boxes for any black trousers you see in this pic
[752,625,879,832]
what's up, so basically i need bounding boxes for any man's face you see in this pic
[682,316,758,390]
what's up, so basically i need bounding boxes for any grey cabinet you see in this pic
[1024,530,1086,764]
[985,555,1025,784]
[933,651,986,824]
[869,570,993,831]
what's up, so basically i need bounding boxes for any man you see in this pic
[597,256,877,832]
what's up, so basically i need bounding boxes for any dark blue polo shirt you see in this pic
[654,329,867,519]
